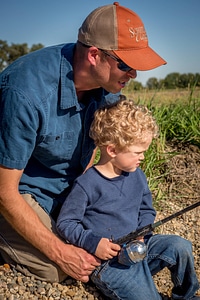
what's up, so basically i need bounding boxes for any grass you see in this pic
[95,87,200,206]
[123,86,200,106]
[123,87,200,205]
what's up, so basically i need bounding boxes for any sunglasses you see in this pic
[100,50,133,73]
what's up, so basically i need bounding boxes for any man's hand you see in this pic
[95,238,121,260]
[56,243,101,282]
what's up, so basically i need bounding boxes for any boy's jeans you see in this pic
[91,234,199,300]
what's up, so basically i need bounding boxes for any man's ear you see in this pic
[107,144,117,157]
[87,47,99,66]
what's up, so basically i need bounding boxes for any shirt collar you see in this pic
[60,44,80,110]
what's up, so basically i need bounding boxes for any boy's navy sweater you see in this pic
[57,166,156,254]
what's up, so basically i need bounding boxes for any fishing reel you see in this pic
[118,240,147,266]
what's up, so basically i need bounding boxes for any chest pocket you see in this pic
[35,131,75,163]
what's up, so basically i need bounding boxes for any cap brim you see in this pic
[113,46,167,71]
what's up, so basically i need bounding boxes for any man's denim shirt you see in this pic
[0,43,119,215]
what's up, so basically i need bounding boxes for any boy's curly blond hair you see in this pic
[89,99,158,150]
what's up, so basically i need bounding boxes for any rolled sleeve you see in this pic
[0,87,38,169]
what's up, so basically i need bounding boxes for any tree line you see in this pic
[0,40,44,72]
[125,72,200,91]
[0,40,199,90]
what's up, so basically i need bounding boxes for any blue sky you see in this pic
[0,0,200,85]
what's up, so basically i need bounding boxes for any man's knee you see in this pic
[0,243,67,283]
[19,261,68,283]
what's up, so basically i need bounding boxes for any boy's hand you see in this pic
[95,238,121,260]
[136,236,144,242]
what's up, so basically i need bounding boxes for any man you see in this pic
[0,2,166,283]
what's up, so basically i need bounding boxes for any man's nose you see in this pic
[127,69,137,79]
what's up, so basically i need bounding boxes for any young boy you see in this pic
[56,100,199,300]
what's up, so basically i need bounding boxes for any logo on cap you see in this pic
[129,26,148,42]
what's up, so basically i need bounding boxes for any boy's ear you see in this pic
[107,144,117,157]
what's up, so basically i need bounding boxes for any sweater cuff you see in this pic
[82,233,102,254]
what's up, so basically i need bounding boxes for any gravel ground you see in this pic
[0,143,199,299]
